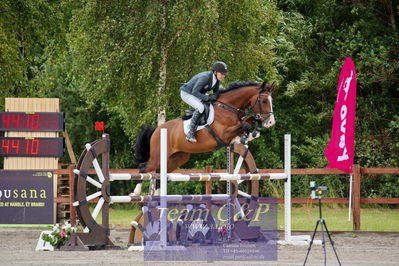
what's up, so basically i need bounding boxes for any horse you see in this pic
[132,81,275,195]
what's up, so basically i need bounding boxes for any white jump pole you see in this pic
[160,128,168,247]
[281,134,313,245]
[136,128,185,252]
[284,134,291,242]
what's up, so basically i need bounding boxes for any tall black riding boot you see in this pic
[186,110,201,143]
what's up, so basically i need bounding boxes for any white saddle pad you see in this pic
[183,105,215,135]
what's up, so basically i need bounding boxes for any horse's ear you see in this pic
[260,82,266,90]
[260,81,272,92]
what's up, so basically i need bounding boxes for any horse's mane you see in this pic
[220,81,261,94]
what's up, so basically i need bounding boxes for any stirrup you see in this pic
[186,132,197,143]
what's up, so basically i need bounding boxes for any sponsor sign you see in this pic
[0,171,54,224]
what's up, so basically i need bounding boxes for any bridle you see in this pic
[250,92,274,122]
[215,87,273,122]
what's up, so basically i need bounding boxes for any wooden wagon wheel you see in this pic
[63,134,116,250]
[226,143,269,241]
[228,143,259,197]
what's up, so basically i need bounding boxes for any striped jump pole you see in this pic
[109,172,287,182]
[108,194,231,203]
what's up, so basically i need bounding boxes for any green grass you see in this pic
[278,207,399,231]
[97,206,399,231]
[92,207,141,227]
[0,224,52,228]
[108,207,141,227]
[1,206,396,231]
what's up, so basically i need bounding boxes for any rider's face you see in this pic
[216,72,226,81]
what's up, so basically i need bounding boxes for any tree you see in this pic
[68,0,279,168]
[0,0,69,104]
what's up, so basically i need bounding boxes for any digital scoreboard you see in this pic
[0,112,64,132]
[0,137,64,157]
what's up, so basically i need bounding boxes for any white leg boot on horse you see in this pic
[130,182,142,196]
[186,110,201,143]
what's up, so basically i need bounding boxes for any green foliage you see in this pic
[67,0,279,144]
[0,0,69,101]
[268,0,399,199]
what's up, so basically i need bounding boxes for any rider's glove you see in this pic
[209,94,218,103]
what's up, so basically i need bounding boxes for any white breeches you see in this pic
[180,90,205,113]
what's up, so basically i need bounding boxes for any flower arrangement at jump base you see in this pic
[42,221,83,248]
[218,226,228,241]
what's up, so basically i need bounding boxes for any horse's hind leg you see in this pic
[131,143,161,196]
[167,152,191,173]
[148,152,190,195]
[136,152,190,195]
[132,124,191,195]
[130,156,160,196]
[139,150,190,174]
[139,152,190,195]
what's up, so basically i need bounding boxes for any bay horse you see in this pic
[133,81,275,194]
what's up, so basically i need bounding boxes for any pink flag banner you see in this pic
[324,57,357,173]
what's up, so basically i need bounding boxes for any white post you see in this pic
[284,134,291,242]
[348,174,353,221]
[280,134,313,245]
[160,128,168,247]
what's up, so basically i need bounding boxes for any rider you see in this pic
[180,61,228,143]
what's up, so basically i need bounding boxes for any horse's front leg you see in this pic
[226,122,252,145]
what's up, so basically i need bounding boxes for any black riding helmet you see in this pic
[212,61,228,75]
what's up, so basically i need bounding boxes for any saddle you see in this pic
[182,102,224,147]
[182,102,211,127]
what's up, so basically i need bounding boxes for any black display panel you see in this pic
[0,137,64,157]
[0,112,64,132]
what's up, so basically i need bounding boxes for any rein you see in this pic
[215,89,273,121]
[215,101,247,120]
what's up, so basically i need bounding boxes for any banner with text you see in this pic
[324,57,357,173]
[143,197,277,261]
[0,171,54,224]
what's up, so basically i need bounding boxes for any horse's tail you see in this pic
[133,125,156,169]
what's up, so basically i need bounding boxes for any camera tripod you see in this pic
[303,198,341,266]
